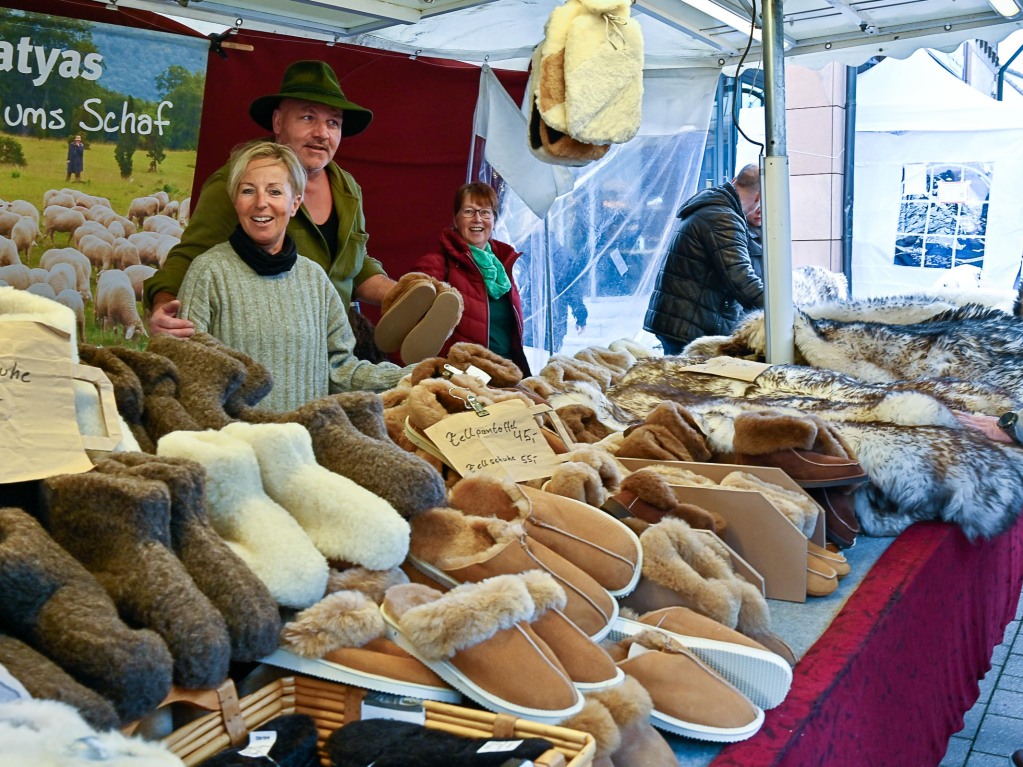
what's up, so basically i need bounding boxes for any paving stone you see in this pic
[972,713,1023,757]
[987,688,1023,719]
[939,735,972,766]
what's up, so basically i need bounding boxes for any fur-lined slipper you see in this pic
[613,608,792,710]
[146,335,248,429]
[0,633,120,731]
[41,472,232,690]
[279,590,385,658]
[243,394,446,520]
[519,374,559,400]
[622,519,774,646]
[195,713,318,767]
[609,469,724,534]
[189,332,274,416]
[405,376,534,432]
[644,402,712,460]
[581,675,677,767]
[221,422,410,570]
[375,273,438,353]
[557,404,614,444]
[0,698,185,766]
[78,344,151,452]
[447,342,524,387]
[326,565,410,604]
[157,430,328,609]
[409,507,619,639]
[564,696,621,767]
[0,507,173,723]
[448,475,641,597]
[602,630,763,742]
[543,461,605,506]
[106,346,202,446]
[540,355,614,390]
[608,338,655,360]
[380,577,583,723]
[732,410,854,460]
[93,454,282,662]
[720,471,820,537]
[401,282,464,365]
[574,347,634,380]
[325,718,557,767]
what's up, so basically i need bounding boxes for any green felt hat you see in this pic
[249,60,373,137]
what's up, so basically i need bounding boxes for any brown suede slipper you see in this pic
[375,274,437,353]
[400,289,464,364]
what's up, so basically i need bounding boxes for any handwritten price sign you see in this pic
[424,400,567,481]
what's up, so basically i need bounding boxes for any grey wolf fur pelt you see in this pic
[691,303,1023,403]
[0,507,172,723]
[41,472,233,689]
[609,358,1023,540]
[792,265,849,306]
[94,453,282,662]
[0,633,119,731]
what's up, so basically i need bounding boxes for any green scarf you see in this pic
[469,242,511,299]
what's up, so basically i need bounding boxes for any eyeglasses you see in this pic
[458,207,494,220]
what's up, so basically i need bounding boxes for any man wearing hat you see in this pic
[66,135,85,182]
[144,60,398,336]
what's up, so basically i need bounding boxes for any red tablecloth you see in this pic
[712,516,1023,767]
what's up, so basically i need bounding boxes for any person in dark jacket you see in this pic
[414,182,531,375]
[65,135,85,182]
[644,164,763,354]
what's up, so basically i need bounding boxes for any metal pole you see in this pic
[761,0,795,364]
[997,42,1023,101]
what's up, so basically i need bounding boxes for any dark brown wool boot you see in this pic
[107,346,202,446]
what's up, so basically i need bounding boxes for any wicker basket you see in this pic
[160,674,595,767]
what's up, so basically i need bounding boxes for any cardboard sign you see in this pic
[683,356,772,382]
[0,320,94,483]
[424,400,566,481]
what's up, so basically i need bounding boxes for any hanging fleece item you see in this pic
[537,0,644,145]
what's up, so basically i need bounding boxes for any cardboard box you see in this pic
[618,458,826,603]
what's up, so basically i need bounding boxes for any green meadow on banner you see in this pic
[0,7,207,347]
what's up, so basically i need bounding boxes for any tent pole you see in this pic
[761,0,795,364]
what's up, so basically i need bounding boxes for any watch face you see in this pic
[998,412,1018,431]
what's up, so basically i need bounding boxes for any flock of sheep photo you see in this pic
[0,189,190,344]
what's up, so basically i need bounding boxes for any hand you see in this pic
[576,323,586,334]
[149,298,195,338]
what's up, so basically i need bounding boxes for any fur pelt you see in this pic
[610,356,1023,539]
[0,698,185,766]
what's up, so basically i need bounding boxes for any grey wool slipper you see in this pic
[0,632,120,731]
[241,395,446,519]
[146,334,248,429]
[41,472,233,689]
[107,346,202,446]
[78,344,152,453]
[93,453,283,662]
[189,332,274,416]
[0,507,172,723]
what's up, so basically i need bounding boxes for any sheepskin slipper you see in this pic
[193,713,318,767]
[610,469,724,534]
[719,471,820,537]
[241,395,446,520]
[614,608,792,710]
[325,718,556,767]
[563,696,620,767]
[78,344,151,452]
[41,472,232,690]
[581,675,677,767]
[189,332,274,416]
[556,404,613,444]
[401,281,464,365]
[405,376,534,432]
[540,355,614,391]
[603,630,763,742]
[221,422,410,570]
[573,347,635,382]
[447,342,524,387]
[93,454,282,662]
[0,698,186,767]
[408,507,618,639]
[621,518,775,647]
[0,507,172,723]
[146,335,248,429]
[107,346,203,446]
[448,475,641,597]
[157,430,328,610]
[547,446,625,503]
[380,578,583,723]
[0,632,120,731]
[375,273,438,353]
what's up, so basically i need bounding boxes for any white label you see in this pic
[239,731,277,758]
[683,356,772,382]
[609,247,629,276]
[477,740,525,753]
[361,692,427,725]
[464,365,493,385]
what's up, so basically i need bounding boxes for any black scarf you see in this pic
[229,224,298,276]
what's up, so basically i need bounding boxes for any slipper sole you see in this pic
[400,291,462,364]
[611,616,792,711]
[375,283,436,353]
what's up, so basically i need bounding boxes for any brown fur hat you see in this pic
[557,404,613,444]
[625,402,711,462]
[617,424,693,461]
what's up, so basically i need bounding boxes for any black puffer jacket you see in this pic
[644,182,764,347]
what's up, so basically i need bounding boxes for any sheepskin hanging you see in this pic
[537,0,644,146]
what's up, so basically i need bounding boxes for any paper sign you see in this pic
[424,400,566,481]
[0,321,93,483]
[683,356,772,382]
[238,731,277,758]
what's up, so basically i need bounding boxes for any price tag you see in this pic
[478,740,525,753]
[238,731,277,758]
[424,400,566,481]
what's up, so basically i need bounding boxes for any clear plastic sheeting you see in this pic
[486,131,708,367]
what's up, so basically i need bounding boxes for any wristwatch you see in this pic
[997,411,1019,442]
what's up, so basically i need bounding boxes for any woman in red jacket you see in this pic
[414,182,531,375]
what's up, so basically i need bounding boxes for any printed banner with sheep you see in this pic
[0,7,207,346]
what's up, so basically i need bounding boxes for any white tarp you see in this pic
[852,51,1023,298]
